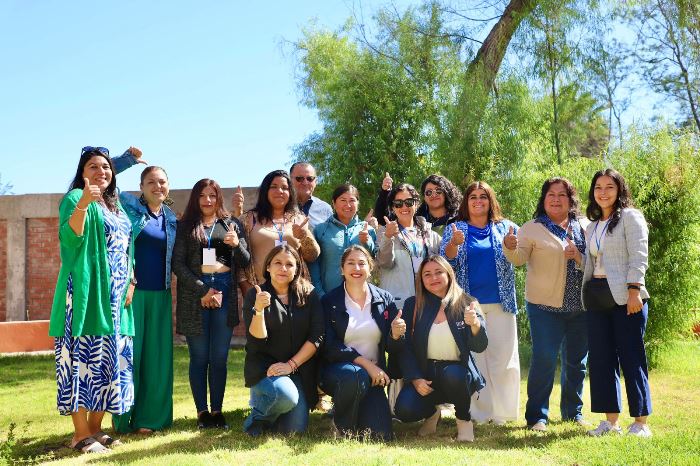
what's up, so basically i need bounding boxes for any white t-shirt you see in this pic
[589,220,608,276]
[426,320,460,361]
[343,286,381,363]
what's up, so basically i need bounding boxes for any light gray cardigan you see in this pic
[583,208,650,305]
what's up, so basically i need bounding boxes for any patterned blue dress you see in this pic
[54,206,134,415]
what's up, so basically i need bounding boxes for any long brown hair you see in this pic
[414,255,477,322]
[586,168,634,234]
[180,178,230,243]
[456,181,504,223]
[262,244,313,307]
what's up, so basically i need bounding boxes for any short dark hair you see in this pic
[289,162,314,176]
[331,183,360,203]
[533,177,580,219]
[586,168,633,234]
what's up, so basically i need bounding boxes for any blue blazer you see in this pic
[400,292,487,394]
[321,283,404,378]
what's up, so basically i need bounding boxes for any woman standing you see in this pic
[241,170,320,290]
[50,146,136,453]
[320,245,405,441]
[309,184,377,297]
[394,256,487,442]
[376,183,441,310]
[440,181,520,425]
[242,245,324,435]
[503,177,588,431]
[375,174,461,235]
[172,179,250,429]
[582,169,652,437]
[111,152,177,434]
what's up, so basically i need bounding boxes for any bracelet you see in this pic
[75,204,88,212]
[288,358,299,373]
[627,284,641,290]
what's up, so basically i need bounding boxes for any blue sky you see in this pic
[0,0,417,194]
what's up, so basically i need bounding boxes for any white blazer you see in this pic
[583,208,650,305]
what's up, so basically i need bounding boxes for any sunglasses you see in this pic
[392,198,419,208]
[81,146,110,157]
[294,176,316,183]
[424,188,444,197]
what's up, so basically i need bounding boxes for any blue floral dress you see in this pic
[54,206,134,415]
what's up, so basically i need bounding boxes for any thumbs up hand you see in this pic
[503,226,518,250]
[564,236,581,264]
[127,146,147,165]
[449,223,465,247]
[464,301,480,329]
[223,222,239,248]
[365,208,378,231]
[382,172,393,191]
[292,217,309,240]
[78,177,102,210]
[383,216,399,239]
[359,221,370,244]
[391,309,406,339]
[253,285,271,313]
[232,185,244,217]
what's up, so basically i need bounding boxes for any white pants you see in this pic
[470,303,520,423]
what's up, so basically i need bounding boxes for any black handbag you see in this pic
[583,278,618,311]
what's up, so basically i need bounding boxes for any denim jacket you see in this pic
[309,214,377,297]
[440,219,519,314]
[112,150,178,289]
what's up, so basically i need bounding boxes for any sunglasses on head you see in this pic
[81,146,110,157]
[294,176,316,183]
[392,198,419,208]
[424,188,444,197]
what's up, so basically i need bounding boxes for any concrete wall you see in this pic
[0,187,258,337]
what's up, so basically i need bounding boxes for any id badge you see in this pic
[202,248,217,266]
[412,256,423,273]
[275,239,288,247]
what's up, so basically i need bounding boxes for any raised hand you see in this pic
[128,146,147,164]
[223,222,239,248]
[79,177,102,208]
[449,223,465,247]
[253,285,271,313]
[503,226,517,250]
[382,172,393,191]
[359,222,370,244]
[391,309,406,339]
[383,216,399,238]
[292,217,309,240]
[464,301,479,328]
[365,208,378,230]
[232,185,244,217]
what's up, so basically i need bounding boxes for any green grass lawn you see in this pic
[1,341,699,465]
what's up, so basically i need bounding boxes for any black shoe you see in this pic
[197,411,215,429]
[211,412,229,429]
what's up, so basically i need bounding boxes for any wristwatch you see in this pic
[627,284,641,290]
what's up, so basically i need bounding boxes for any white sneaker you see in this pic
[587,420,622,436]
[627,423,652,438]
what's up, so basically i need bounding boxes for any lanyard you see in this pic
[272,219,285,243]
[592,219,610,251]
[205,219,217,249]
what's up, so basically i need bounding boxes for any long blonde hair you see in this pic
[414,255,477,321]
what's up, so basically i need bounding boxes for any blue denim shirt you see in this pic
[441,219,519,314]
[309,214,377,297]
[112,150,178,289]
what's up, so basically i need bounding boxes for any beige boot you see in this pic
[456,419,474,442]
[418,409,441,437]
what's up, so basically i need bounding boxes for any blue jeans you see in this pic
[320,362,392,441]
[243,374,308,435]
[395,360,474,422]
[587,302,652,417]
[185,272,233,413]
[525,303,589,425]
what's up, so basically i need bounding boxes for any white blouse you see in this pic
[343,286,381,363]
[426,320,460,361]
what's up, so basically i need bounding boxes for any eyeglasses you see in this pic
[391,198,419,208]
[294,176,316,183]
[424,188,444,197]
[81,146,110,157]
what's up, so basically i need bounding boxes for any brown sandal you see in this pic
[92,431,122,447]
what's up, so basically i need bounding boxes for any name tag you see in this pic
[202,248,217,265]
[275,239,288,247]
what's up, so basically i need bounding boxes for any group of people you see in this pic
[49,145,653,454]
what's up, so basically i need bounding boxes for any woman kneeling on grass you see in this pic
[242,244,324,436]
[394,255,487,442]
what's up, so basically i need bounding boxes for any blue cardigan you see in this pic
[441,220,519,314]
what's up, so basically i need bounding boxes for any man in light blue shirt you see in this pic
[290,162,333,229]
